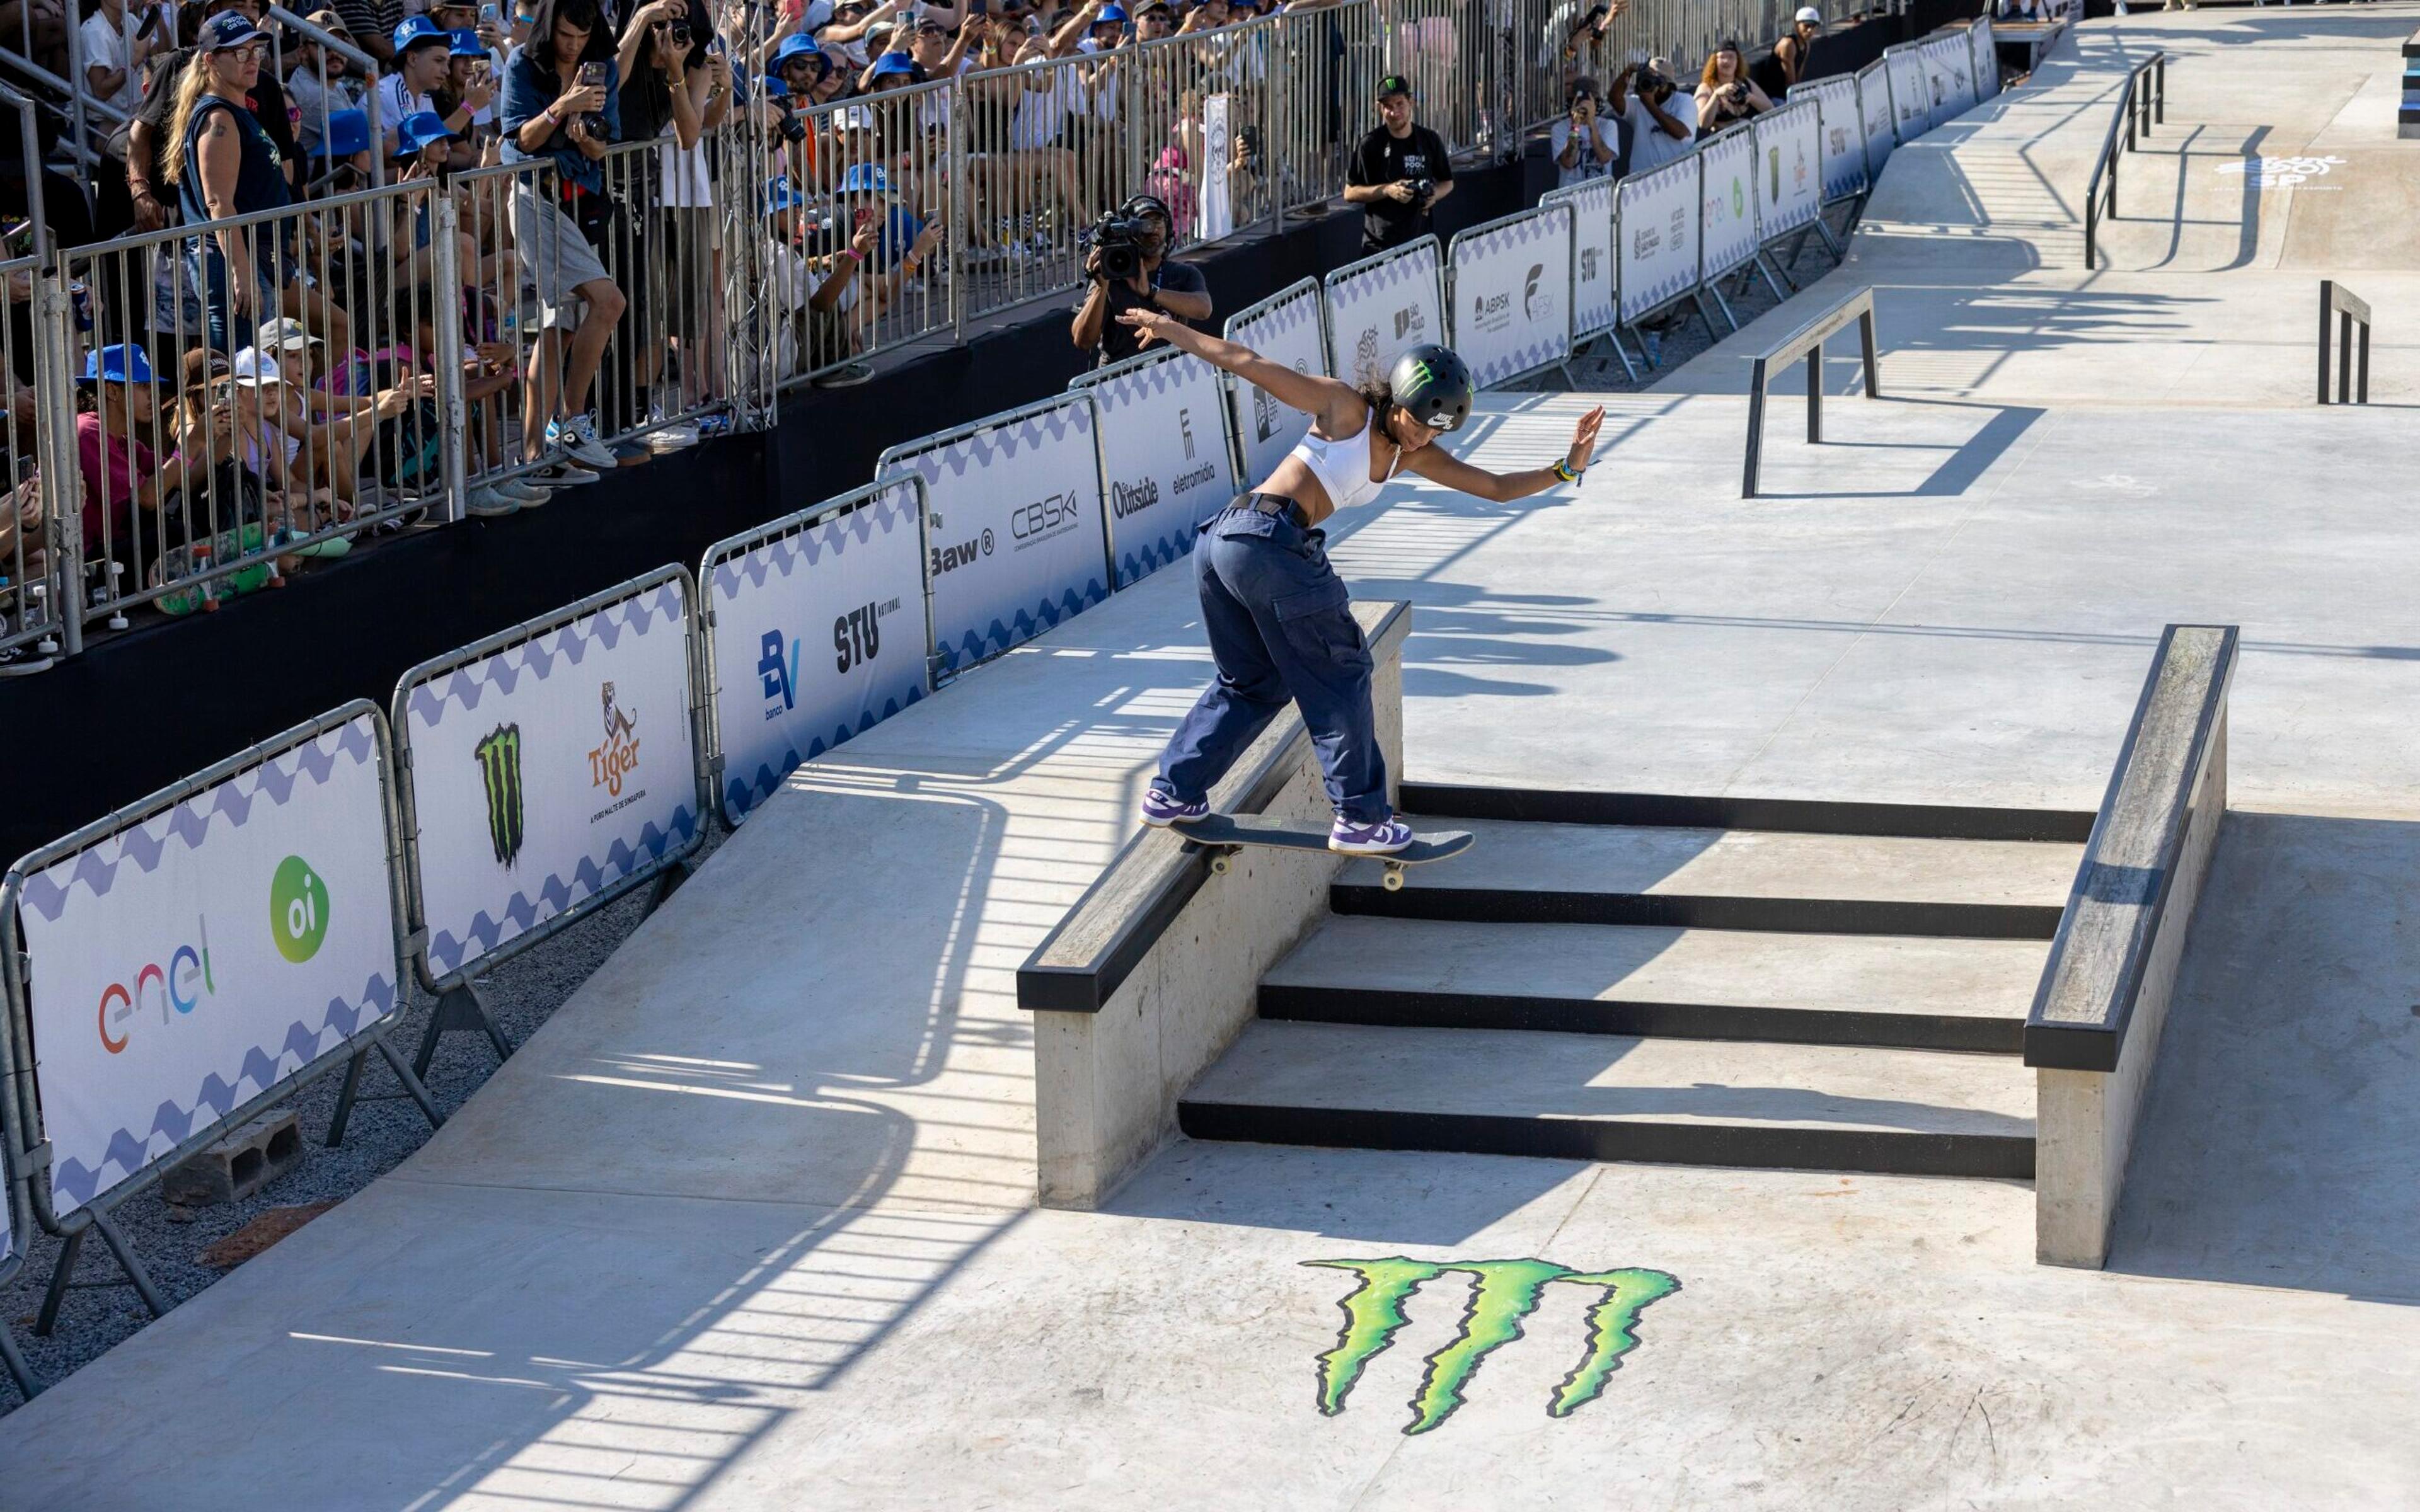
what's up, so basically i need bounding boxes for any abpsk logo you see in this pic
[759,629,802,717]
[1304,1257,1679,1435]
[268,855,330,965]
[474,723,525,869]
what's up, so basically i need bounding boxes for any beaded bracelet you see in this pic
[1550,459,1581,484]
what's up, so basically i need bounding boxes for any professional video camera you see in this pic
[772,94,807,144]
[1087,208,1150,282]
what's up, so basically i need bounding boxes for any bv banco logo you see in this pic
[1303,1257,1679,1434]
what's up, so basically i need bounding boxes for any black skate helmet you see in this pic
[1388,343,1473,433]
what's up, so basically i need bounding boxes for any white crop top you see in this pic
[1289,416,1401,514]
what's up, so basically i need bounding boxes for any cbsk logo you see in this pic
[589,682,642,798]
[759,629,802,718]
[96,917,215,1055]
[833,598,888,673]
[1010,491,1081,545]
[269,855,330,964]
[930,528,994,576]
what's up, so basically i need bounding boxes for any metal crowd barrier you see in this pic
[0,700,437,1341]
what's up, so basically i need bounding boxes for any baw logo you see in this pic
[1304,1257,1679,1435]
[930,529,994,576]
[474,723,526,868]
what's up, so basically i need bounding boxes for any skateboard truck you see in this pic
[1195,840,1413,890]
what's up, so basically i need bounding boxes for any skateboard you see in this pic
[1177,812,1476,891]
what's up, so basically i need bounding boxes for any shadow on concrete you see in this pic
[2109,810,2420,1305]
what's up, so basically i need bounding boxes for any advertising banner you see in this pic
[399,571,701,986]
[1858,60,1898,182]
[880,394,1111,675]
[1698,125,1760,282]
[1073,348,1238,588]
[1223,277,1328,489]
[1198,93,1235,241]
[1752,98,1823,240]
[1925,33,1975,120]
[1447,204,1572,389]
[701,481,930,827]
[1790,75,1866,203]
[1323,236,1445,389]
[1616,152,1699,324]
[1541,178,1615,341]
[1971,17,2000,101]
[1886,43,1930,139]
[9,708,403,1216]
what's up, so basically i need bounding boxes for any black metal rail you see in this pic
[2083,51,2167,272]
[2318,280,2372,406]
[1741,286,1882,500]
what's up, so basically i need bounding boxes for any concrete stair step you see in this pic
[1337,818,2080,939]
[1259,916,2045,1053]
[1179,1020,2037,1179]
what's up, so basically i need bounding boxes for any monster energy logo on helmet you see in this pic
[1304,1256,1679,1434]
[473,723,526,868]
[1388,343,1473,432]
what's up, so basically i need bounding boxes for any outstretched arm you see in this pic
[1118,307,1360,433]
[1402,406,1605,502]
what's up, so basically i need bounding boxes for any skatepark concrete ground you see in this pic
[8,8,2420,1507]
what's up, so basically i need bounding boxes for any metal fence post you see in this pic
[430,182,470,525]
[35,264,83,660]
[2317,280,2333,405]
[948,78,968,348]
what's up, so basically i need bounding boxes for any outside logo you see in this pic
[95,917,216,1055]
[473,723,526,868]
[1303,1257,1679,1435]
[268,856,330,964]
[1111,477,1161,518]
[589,683,642,799]
[759,630,802,716]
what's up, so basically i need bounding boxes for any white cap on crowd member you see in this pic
[231,348,289,387]
[1795,6,1821,20]
[254,317,323,352]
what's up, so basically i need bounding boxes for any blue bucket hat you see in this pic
[868,50,920,79]
[392,15,450,53]
[81,343,157,384]
[771,31,821,65]
[446,26,487,54]
[197,11,265,50]
[393,110,460,156]
[311,106,371,158]
[1093,4,1128,23]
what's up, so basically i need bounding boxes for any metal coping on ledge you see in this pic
[1398,782,2096,843]
[2022,624,2238,1074]
[1016,600,1410,1015]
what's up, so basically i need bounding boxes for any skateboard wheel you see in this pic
[1210,854,1230,876]
[1381,866,1405,892]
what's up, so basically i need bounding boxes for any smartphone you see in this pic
[479,1,500,23]
[578,60,608,89]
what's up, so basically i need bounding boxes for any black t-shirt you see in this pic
[1347,122,1452,252]
[1090,258,1209,367]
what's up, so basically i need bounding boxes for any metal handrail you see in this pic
[2082,50,2165,271]
[1741,285,1881,498]
[2318,280,2371,406]
[0,79,42,258]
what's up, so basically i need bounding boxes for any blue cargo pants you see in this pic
[1152,500,1390,825]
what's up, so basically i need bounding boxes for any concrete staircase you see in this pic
[1177,789,2089,1181]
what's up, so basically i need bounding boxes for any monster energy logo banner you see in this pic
[473,722,526,868]
[1304,1257,1679,1435]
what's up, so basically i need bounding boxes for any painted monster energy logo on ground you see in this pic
[1304,1257,1679,1435]
[473,722,526,868]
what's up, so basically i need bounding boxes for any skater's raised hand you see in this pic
[1566,405,1605,476]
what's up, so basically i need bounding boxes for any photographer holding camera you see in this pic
[1550,79,1616,187]
[1343,72,1451,254]
[1069,192,1213,369]
[1693,39,1770,138]
[1607,55,1694,175]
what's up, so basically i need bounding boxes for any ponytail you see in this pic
[158,50,216,188]
[1357,379,1398,445]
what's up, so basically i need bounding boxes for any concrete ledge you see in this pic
[2027,624,2237,1268]
[1398,783,2097,843]
[1019,600,1409,1208]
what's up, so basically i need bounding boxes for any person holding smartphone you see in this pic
[79,0,161,115]
[500,0,628,478]
[1549,77,1615,186]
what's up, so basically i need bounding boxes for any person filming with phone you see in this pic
[1550,78,1616,186]
[1070,192,1212,369]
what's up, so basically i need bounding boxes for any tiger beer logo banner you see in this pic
[1304,1257,1680,1434]
[400,576,700,982]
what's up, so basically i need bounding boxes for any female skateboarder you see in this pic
[1117,307,1606,854]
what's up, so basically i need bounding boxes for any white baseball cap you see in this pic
[231,347,287,387]
[253,316,322,352]
[1795,6,1821,20]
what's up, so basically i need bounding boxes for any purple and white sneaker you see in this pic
[1330,816,1415,855]
[1141,788,1210,827]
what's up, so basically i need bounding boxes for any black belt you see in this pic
[1246,491,1310,529]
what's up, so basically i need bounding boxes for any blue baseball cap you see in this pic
[81,343,156,384]
[393,15,450,52]
[393,110,459,156]
[1093,4,1128,23]
[311,106,371,158]
[763,174,807,214]
[837,163,891,195]
[197,11,265,49]
[446,26,487,54]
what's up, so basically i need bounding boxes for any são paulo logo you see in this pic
[95,917,215,1055]
[269,854,330,964]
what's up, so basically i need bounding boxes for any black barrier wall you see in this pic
[0,156,1550,865]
